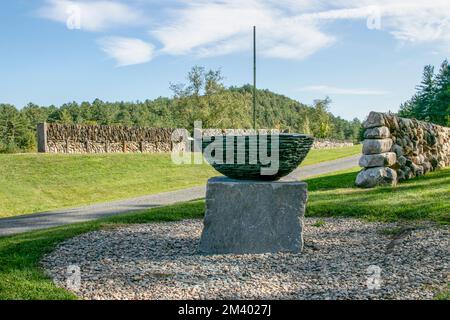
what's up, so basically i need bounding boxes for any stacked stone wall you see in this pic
[202,129,353,149]
[37,123,358,154]
[312,138,354,149]
[37,123,186,154]
[356,112,450,188]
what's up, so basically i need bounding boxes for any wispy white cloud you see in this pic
[37,0,450,65]
[151,0,335,59]
[299,85,388,95]
[149,0,450,59]
[38,0,144,32]
[97,37,155,67]
[301,0,450,47]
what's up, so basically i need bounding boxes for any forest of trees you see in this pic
[399,60,450,126]
[0,66,362,153]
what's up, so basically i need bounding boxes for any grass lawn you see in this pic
[0,153,216,218]
[0,166,448,300]
[306,167,450,223]
[0,145,361,218]
[300,144,361,166]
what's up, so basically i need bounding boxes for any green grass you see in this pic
[0,153,216,218]
[306,167,450,223]
[311,219,326,227]
[300,144,361,166]
[435,284,450,300]
[0,165,448,300]
[0,145,361,218]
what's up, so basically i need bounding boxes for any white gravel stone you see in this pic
[41,218,449,300]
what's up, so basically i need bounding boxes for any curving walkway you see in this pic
[0,155,359,236]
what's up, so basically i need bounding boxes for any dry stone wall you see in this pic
[356,112,450,188]
[37,123,187,154]
[312,139,354,149]
[37,123,356,154]
[202,129,353,149]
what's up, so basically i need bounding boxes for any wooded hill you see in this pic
[0,67,361,153]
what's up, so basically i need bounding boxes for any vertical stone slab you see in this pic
[199,177,308,254]
[37,123,48,153]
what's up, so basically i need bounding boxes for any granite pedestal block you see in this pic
[198,176,308,254]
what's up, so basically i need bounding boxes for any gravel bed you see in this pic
[41,218,449,300]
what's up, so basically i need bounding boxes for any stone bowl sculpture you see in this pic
[202,133,314,180]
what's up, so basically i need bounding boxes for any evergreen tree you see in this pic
[416,65,436,121]
[433,60,450,125]
[399,60,449,126]
[58,109,74,124]
[0,104,35,152]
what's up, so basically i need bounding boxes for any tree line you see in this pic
[0,66,362,153]
[399,59,450,126]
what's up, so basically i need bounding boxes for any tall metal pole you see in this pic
[253,26,256,129]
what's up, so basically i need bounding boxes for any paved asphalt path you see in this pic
[0,155,359,236]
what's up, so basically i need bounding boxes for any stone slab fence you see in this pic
[356,112,450,188]
[202,129,353,149]
[37,123,355,154]
[37,123,187,154]
[312,138,354,149]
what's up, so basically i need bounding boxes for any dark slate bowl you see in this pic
[202,133,314,180]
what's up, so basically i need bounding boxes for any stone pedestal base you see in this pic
[198,177,308,254]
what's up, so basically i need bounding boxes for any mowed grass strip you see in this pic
[300,144,361,166]
[0,145,361,218]
[0,153,215,218]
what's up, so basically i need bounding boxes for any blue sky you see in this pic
[0,0,449,120]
